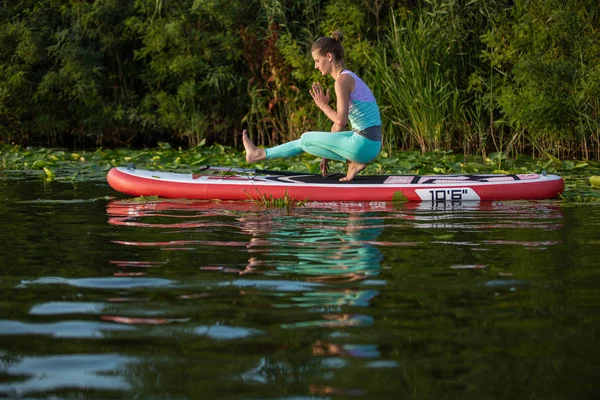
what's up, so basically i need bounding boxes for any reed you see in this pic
[367,12,460,155]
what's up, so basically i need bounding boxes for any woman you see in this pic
[242,31,382,182]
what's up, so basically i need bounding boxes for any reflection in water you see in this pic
[105,199,388,394]
[107,199,388,319]
[7,189,598,398]
[235,211,384,330]
[107,199,387,313]
[0,354,134,395]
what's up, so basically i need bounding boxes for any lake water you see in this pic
[1,172,599,399]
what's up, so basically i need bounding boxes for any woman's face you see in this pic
[312,50,332,76]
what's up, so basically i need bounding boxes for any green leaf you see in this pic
[43,167,55,180]
[561,160,575,170]
[397,161,415,170]
[465,162,485,171]
[449,163,463,172]
[392,191,408,203]
[545,153,561,164]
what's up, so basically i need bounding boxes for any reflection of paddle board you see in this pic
[106,166,564,202]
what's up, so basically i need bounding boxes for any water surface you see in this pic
[1,173,599,399]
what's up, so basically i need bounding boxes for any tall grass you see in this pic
[367,12,460,155]
[241,0,323,146]
[576,98,600,161]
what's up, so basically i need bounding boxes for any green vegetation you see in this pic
[245,188,308,212]
[1,1,599,202]
[0,1,599,160]
[2,142,600,202]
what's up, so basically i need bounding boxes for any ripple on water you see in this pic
[1,193,599,399]
[0,354,134,395]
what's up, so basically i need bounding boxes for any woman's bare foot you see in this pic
[339,162,367,181]
[242,129,266,163]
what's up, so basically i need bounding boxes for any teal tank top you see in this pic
[341,70,382,141]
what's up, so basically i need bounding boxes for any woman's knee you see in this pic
[299,132,323,153]
[299,131,320,146]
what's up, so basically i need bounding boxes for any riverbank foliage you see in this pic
[2,142,600,202]
[1,0,599,160]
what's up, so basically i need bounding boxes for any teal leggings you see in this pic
[265,131,381,164]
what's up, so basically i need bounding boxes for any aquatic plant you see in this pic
[2,142,600,202]
[244,188,308,214]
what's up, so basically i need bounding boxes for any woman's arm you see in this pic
[310,75,353,129]
[310,74,354,177]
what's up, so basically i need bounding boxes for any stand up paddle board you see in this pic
[106,166,564,202]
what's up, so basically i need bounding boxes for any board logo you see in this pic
[415,188,481,202]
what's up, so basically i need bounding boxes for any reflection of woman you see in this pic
[238,213,383,285]
[238,212,382,330]
[243,31,382,182]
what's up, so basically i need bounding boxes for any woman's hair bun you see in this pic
[331,31,344,43]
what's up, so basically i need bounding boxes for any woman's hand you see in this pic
[310,82,330,109]
[320,158,329,177]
